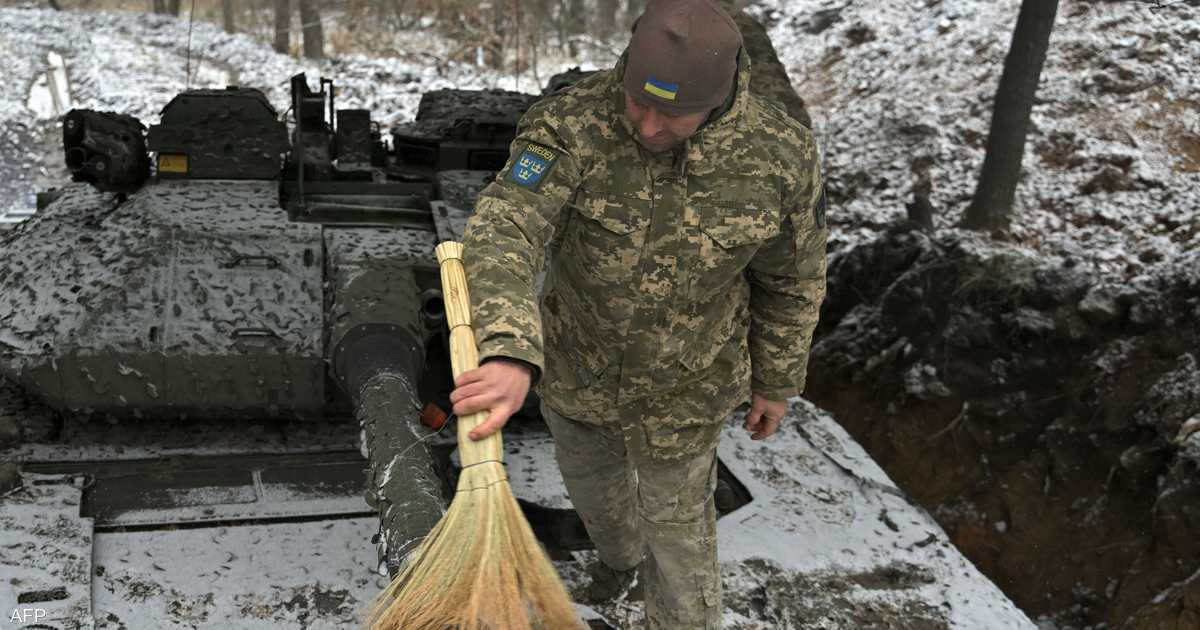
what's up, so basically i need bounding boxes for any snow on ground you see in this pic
[4,1,1196,279]
[751,0,1200,281]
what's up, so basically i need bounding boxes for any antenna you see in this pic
[185,0,197,88]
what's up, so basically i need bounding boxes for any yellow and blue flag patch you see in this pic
[643,75,678,101]
[506,142,559,191]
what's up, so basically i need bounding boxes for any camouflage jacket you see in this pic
[463,52,826,456]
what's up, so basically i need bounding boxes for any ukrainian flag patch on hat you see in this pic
[506,141,559,191]
[643,75,678,101]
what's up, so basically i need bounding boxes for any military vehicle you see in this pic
[0,67,760,628]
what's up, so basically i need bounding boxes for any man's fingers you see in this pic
[453,368,486,388]
[469,406,512,441]
[448,380,487,404]
[451,391,498,417]
[744,405,764,431]
[751,415,782,441]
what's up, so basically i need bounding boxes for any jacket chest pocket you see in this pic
[687,202,780,300]
[567,189,651,284]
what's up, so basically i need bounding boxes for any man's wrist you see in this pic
[751,386,798,401]
[482,356,536,380]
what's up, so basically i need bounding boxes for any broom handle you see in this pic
[435,241,504,468]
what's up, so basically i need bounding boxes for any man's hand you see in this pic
[449,359,533,441]
[743,393,787,441]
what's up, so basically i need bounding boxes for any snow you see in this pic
[0,475,93,629]
[91,516,386,629]
[1,0,1195,626]
[750,0,1199,281]
[5,1,1195,276]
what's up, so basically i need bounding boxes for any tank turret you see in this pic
[146,86,289,180]
[0,72,544,578]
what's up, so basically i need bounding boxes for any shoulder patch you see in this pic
[506,142,560,191]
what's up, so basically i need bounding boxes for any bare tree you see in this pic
[487,0,506,69]
[223,0,236,33]
[273,0,290,54]
[597,0,619,37]
[298,0,325,59]
[152,0,166,14]
[961,0,1060,232]
[565,0,586,55]
[166,0,180,16]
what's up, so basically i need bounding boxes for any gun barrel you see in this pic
[330,266,447,577]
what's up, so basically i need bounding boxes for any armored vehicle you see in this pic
[1,69,536,625]
[0,68,760,628]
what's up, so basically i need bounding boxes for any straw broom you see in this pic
[366,241,582,630]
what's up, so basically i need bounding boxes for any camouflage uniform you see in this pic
[462,46,826,628]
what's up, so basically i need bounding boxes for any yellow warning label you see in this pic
[158,154,188,174]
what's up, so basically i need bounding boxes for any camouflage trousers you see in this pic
[541,402,722,629]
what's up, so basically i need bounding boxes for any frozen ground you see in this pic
[750,0,1199,281]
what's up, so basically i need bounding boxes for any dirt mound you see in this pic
[806,224,1200,628]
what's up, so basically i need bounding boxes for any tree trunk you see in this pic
[223,0,236,33]
[487,0,505,69]
[166,0,180,16]
[597,0,619,38]
[961,0,1059,232]
[152,0,166,14]
[273,0,290,54]
[299,0,324,60]
[565,0,586,56]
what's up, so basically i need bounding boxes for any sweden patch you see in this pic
[506,142,560,191]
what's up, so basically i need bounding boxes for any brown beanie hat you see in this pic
[623,0,743,115]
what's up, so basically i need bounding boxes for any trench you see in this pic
[803,225,1200,629]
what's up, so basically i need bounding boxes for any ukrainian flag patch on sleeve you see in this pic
[643,75,678,101]
[506,142,560,191]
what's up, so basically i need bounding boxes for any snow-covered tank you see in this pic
[0,71,602,603]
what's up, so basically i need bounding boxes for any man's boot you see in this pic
[582,561,637,604]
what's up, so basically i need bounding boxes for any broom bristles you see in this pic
[367,241,582,629]
[366,463,582,630]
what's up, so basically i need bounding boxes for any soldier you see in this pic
[451,0,827,626]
